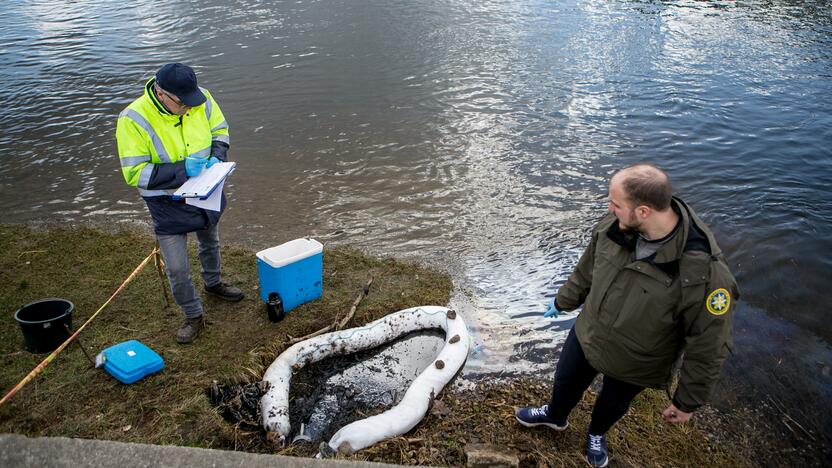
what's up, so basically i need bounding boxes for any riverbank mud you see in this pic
[0,224,824,466]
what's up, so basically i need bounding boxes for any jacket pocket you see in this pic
[611,275,678,355]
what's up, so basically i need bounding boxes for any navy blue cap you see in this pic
[155,63,206,107]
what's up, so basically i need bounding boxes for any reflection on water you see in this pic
[1,0,831,443]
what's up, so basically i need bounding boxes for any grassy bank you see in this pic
[0,224,742,466]
[0,224,451,447]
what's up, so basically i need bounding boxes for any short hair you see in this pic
[615,164,673,211]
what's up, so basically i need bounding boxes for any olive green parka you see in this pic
[556,197,738,412]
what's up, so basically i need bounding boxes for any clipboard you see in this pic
[172,161,236,200]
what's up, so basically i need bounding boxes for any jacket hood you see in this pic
[600,196,722,267]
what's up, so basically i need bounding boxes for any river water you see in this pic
[1,0,831,443]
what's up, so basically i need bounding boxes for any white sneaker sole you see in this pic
[514,415,569,431]
[586,455,608,467]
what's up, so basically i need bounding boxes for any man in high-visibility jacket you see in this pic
[116,63,244,344]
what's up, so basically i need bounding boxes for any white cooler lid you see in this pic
[256,238,323,268]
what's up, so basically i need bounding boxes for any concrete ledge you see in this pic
[0,434,404,468]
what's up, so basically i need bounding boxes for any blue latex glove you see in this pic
[543,302,559,318]
[205,156,221,168]
[185,156,208,177]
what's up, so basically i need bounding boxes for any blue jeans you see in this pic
[157,223,222,319]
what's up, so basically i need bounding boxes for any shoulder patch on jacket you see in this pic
[706,288,731,316]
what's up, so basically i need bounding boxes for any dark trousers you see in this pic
[547,327,644,435]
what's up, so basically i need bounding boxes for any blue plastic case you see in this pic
[100,340,164,384]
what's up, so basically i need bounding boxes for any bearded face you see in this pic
[608,179,642,233]
[616,207,642,233]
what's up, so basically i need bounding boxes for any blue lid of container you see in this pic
[100,340,164,384]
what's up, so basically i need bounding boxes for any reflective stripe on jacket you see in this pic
[115,78,230,235]
[556,197,738,412]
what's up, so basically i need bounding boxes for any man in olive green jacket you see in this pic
[516,164,737,467]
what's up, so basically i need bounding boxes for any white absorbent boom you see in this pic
[260,306,470,454]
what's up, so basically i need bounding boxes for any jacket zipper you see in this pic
[177,115,185,158]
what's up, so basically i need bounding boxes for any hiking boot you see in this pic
[176,316,204,344]
[204,282,244,302]
[515,404,569,431]
[585,433,609,467]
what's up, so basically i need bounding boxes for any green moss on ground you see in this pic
[0,224,744,466]
[0,224,450,448]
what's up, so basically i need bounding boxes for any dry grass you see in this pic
[287,380,743,467]
[0,224,761,466]
[0,223,450,449]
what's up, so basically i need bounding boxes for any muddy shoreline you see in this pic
[0,223,826,466]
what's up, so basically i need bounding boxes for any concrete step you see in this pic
[0,433,407,468]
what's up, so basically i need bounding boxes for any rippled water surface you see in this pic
[2,0,831,440]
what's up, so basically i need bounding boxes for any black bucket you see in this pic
[14,299,74,354]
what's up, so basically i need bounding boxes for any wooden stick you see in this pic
[286,277,373,345]
[64,323,95,368]
[0,247,159,407]
[154,240,170,308]
[336,277,373,331]
[18,250,47,258]
[286,324,334,346]
[767,395,816,441]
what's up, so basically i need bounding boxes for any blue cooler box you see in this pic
[257,238,323,313]
[98,340,164,384]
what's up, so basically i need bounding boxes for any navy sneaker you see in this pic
[514,404,569,431]
[585,433,609,467]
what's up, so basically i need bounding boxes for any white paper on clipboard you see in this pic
[185,178,225,211]
[173,161,236,199]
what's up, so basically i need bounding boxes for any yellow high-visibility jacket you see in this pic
[115,78,230,234]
